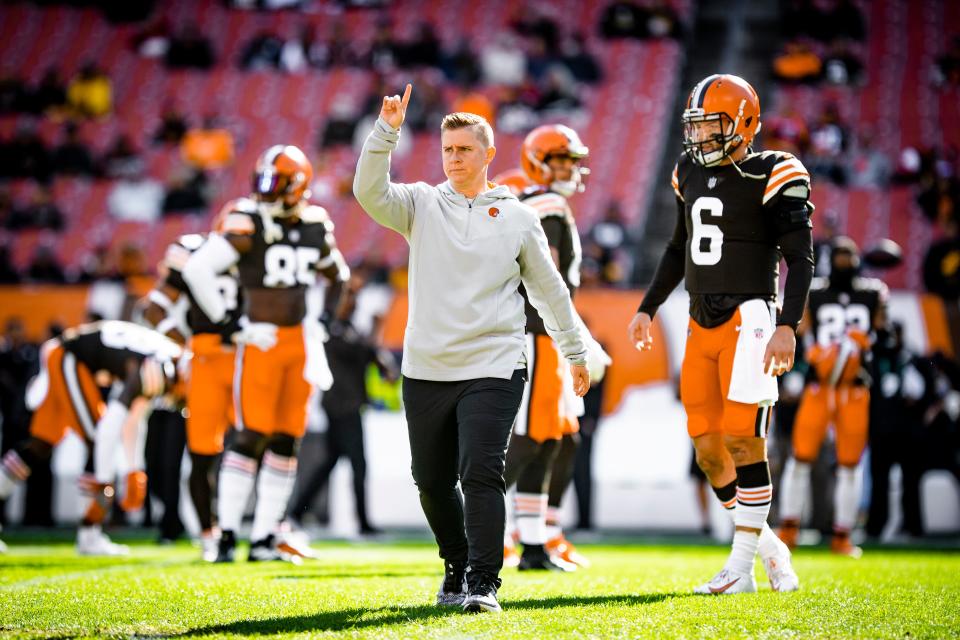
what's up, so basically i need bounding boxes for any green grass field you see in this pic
[2,534,959,639]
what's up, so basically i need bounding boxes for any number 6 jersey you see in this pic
[640,151,816,329]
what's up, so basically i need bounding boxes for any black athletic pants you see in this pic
[403,370,525,579]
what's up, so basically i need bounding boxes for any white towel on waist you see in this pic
[727,299,779,406]
[303,320,334,391]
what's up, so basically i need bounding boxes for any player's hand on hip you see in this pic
[628,312,654,351]
[763,325,797,376]
[380,83,412,129]
[571,363,590,397]
[234,321,279,352]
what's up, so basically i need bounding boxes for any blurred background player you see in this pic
[285,271,399,535]
[500,124,603,571]
[629,74,811,594]
[139,225,244,560]
[778,237,888,557]
[0,321,180,555]
[182,144,349,563]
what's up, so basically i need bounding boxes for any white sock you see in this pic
[94,400,128,483]
[727,466,772,575]
[545,506,561,540]
[250,451,298,542]
[728,530,760,576]
[834,465,861,533]
[779,457,810,523]
[719,499,784,560]
[514,492,548,545]
[218,451,258,533]
[0,450,30,498]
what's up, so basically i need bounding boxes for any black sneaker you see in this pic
[248,534,282,562]
[518,545,574,572]
[463,571,502,613]
[436,561,467,606]
[214,529,236,563]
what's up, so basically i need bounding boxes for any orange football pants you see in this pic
[514,335,577,443]
[186,333,236,455]
[234,325,311,438]
[680,310,771,439]
[792,383,869,466]
[29,344,104,445]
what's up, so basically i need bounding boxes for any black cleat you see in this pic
[248,534,283,562]
[518,546,574,572]
[214,529,236,563]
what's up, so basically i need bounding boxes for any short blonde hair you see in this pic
[440,112,494,148]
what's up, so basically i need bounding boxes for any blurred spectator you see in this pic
[848,131,891,188]
[5,186,64,231]
[537,66,583,113]
[25,246,67,284]
[118,243,149,279]
[364,19,400,72]
[52,122,97,177]
[240,29,283,70]
[0,189,16,229]
[162,166,210,214]
[66,63,112,119]
[917,162,959,227]
[402,75,447,132]
[280,25,321,73]
[180,114,234,170]
[132,18,172,59]
[165,23,215,70]
[398,22,442,69]
[511,4,560,50]
[892,146,926,185]
[101,133,144,179]
[480,32,527,86]
[526,34,556,82]
[153,101,189,145]
[806,103,849,185]
[29,67,68,116]
[561,33,603,85]
[495,84,540,135]
[77,245,118,283]
[773,40,822,83]
[599,1,649,39]
[830,0,865,42]
[5,122,51,182]
[107,169,164,222]
[0,74,27,114]
[322,21,358,68]
[865,322,928,539]
[0,243,19,284]
[783,0,864,43]
[646,0,683,39]
[762,104,810,157]
[441,40,482,85]
[923,219,960,300]
[934,35,960,87]
[319,97,360,149]
[822,39,864,86]
[588,200,629,278]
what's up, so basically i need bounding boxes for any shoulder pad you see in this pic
[763,153,810,205]
[219,210,257,236]
[164,241,193,271]
[855,277,889,296]
[177,233,206,251]
[524,192,570,219]
[299,204,332,225]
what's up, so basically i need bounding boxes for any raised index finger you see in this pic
[400,83,412,109]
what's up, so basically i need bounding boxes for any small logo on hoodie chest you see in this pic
[488,207,500,218]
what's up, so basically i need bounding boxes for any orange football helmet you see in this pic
[521,124,589,198]
[492,168,534,196]
[252,145,313,217]
[682,74,761,166]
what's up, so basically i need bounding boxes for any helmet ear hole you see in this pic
[745,116,753,128]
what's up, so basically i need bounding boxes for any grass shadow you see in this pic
[173,592,689,636]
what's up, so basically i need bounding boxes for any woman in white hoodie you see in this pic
[354,84,590,614]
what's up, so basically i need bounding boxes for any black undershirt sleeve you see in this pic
[638,197,687,318]
[771,191,815,330]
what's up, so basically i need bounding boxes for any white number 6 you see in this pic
[690,196,724,266]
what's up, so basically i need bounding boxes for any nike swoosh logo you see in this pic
[709,577,740,593]
[735,326,741,332]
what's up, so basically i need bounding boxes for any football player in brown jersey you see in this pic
[182,145,349,562]
[628,74,813,593]
[0,321,181,555]
[778,237,888,557]
[139,224,244,561]
[500,125,607,572]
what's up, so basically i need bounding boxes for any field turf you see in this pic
[2,534,958,639]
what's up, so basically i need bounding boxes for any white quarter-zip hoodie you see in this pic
[354,117,588,381]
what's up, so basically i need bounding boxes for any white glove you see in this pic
[233,319,278,351]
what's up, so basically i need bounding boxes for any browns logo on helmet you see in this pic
[682,74,761,167]
[252,145,314,218]
[520,124,590,198]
